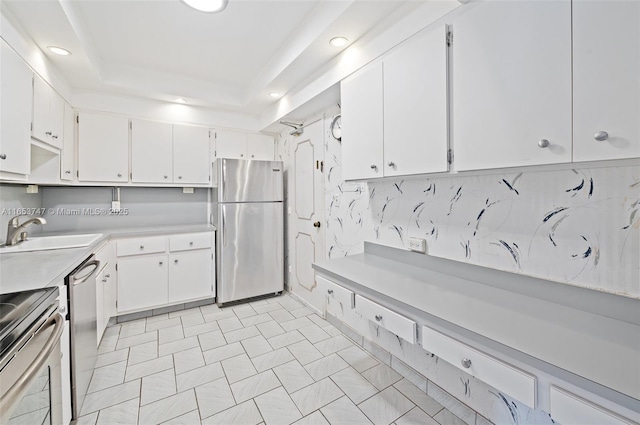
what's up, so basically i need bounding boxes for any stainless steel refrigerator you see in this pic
[216,158,284,305]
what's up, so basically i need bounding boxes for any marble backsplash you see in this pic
[322,112,640,298]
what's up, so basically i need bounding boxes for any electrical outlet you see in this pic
[111,201,121,211]
[408,237,427,253]
[183,187,194,194]
[26,185,39,194]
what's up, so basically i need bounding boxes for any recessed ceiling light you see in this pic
[174,98,187,104]
[269,92,281,98]
[330,37,348,47]
[47,46,72,56]
[180,0,228,13]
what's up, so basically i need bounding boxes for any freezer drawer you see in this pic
[217,202,283,304]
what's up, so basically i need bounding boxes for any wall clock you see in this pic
[330,114,342,142]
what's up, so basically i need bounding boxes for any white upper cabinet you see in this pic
[60,102,74,181]
[246,133,274,160]
[173,124,210,184]
[32,75,64,149]
[383,24,449,177]
[216,130,274,161]
[78,112,129,182]
[572,0,640,162]
[0,40,31,175]
[131,119,173,183]
[341,62,384,180]
[452,0,572,170]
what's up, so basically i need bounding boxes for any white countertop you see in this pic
[313,243,640,400]
[0,224,216,294]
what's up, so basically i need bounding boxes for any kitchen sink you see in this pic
[0,234,103,253]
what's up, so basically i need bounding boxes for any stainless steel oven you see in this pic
[0,288,64,425]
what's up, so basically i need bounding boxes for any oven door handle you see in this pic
[0,312,64,410]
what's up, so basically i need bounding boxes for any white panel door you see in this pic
[168,250,213,303]
[453,1,572,170]
[60,102,74,180]
[0,40,31,175]
[131,119,173,183]
[289,120,325,311]
[573,0,640,162]
[78,112,129,182]
[341,62,384,180]
[384,24,449,177]
[246,133,274,160]
[173,124,210,184]
[117,254,168,312]
[215,129,247,159]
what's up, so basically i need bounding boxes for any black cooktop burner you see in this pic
[0,287,59,363]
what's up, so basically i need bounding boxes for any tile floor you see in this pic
[77,294,466,425]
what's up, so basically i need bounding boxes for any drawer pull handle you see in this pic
[374,314,382,322]
[327,289,334,295]
[461,358,472,369]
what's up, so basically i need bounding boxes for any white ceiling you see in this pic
[2,0,413,119]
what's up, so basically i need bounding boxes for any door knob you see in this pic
[538,139,550,148]
[594,131,609,141]
[0,154,6,160]
[461,358,472,369]
[375,314,383,322]
[327,289,334,295]
[313,221,321,228]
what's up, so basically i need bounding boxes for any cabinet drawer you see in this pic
[549,386,633,425]
[422,326,536,408]
[355,295,416,344]
[316,275,354,311]
[117,236,166,257]
[169,233,212,252]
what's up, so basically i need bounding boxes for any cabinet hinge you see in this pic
[447,149,453,165]
[76,170,79,178]
[320,161,324,172]
[76,115,79,124]
[115,263,118,271]
[446,30,453,46]
[116,300,118,308]
[130,172,132,180]
[30,122,33,131]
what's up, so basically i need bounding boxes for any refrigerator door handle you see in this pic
[222,207,226,247]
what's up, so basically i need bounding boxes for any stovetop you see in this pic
[0,287,59,363]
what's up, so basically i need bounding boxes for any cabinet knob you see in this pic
[159,261,163,265]
[65,170,71,174]
[594,131,609,142]
[102,278,107,283]
[538,139,550,148]
[251,154,255,158]
[240,154,244,157]
[164,175,168,179]
[189,242,194,246]
[375,314,383,322]
[0,154,6,160]
[46,131,52,136]
[387,161,395,167]
[313,221,321,228]
[461,358,472,369]
[52,134,58,139]
[370,164,377,170]
[178,176,182,179]
[105,274,111,278]
[327,289,334,295]
[140,245,144,250]
[117,173,123,177]
[174,259,179,264]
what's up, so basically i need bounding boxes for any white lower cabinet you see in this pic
[169,250,213,303]
[355,295,416,344]
[95,241,117,345]
[116,232,214,313]
[118,254,169,312]
[549,386,634,425]
[421,325,536,408]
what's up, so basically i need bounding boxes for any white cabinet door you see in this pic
[117,254,168,312]
[550,386,633,425]
[131,119,173,183]
[246,134,274,160]
[383,24,449,177]
[216,129,247,159]
[0,40,31,175]
[32,75,64,149]
[452,1,572,170]
[341,62,384,180]
[573,0,640,162]
[60,102,74,180]
[168,250,213,303]
[173,124,210,184]
[78,112,129,182]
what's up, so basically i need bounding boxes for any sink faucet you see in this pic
[5,216,47,246]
